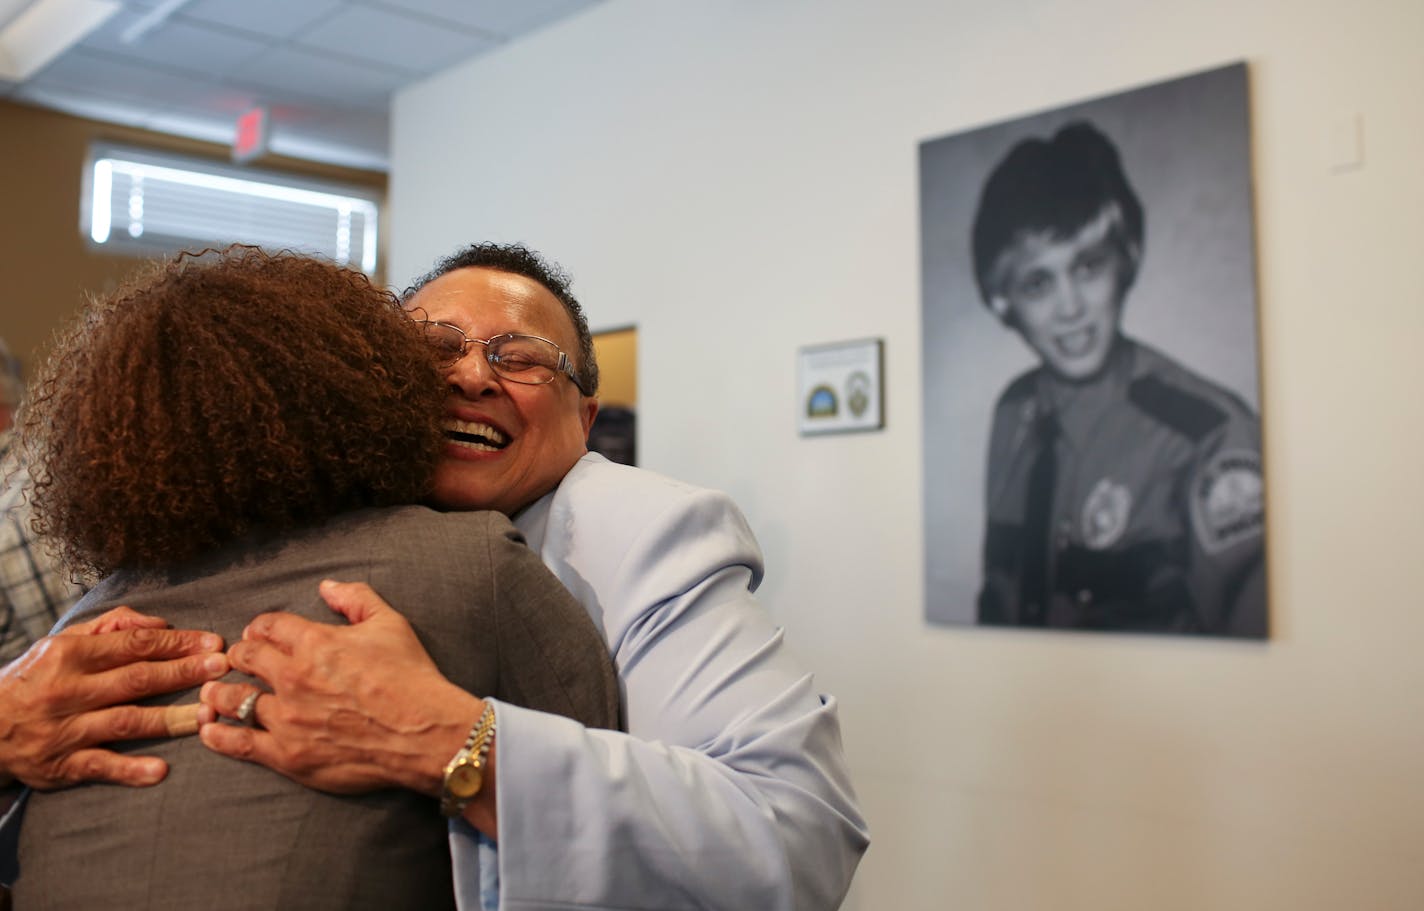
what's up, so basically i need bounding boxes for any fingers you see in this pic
[230,612,358,715]
[61,606,170,637]
[240,612,319,656]
[64,702,202,750]
[197,695,295,780]
[48,748,168,789]
[195,697,393,797]
[242,585,413,660]
[4,704,185,790]
[0,622,226,791]
[69,649,229,708]
[226,638,289,686]
[62,626,224,674]
[234,610,382,684]
[318,579,391,626]
[198,720,281,770]
[200,681,266,725]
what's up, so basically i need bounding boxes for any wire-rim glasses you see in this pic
[415,320,582,390]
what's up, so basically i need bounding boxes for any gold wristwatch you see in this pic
[440,703,497,817]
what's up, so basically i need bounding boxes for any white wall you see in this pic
[390,1,1424,908]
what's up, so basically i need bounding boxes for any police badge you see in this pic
[1081,478,1132,550]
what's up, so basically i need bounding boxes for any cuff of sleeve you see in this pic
[482,698,612,905]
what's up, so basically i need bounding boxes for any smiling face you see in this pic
[406,267,597,516]
[988,208,1135,382]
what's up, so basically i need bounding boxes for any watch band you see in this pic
[440,702,497,817]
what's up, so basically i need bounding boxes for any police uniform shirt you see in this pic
[977,337,1266,636]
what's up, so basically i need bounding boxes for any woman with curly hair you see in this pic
[8,247,618,910]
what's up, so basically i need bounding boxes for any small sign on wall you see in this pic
[797,338,884,435]
[232,106,269,163]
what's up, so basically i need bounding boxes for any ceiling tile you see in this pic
[228,45,407,108]
[4,0,598,169]
[29,50,225,107]
[79,14,270,74]
[295,4,497,75]
[177,0,346,42]
[365,0,600,37]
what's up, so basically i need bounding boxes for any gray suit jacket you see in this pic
[12,506,619,911]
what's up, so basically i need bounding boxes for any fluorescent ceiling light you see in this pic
[92,155,380,273]
[0,0,120,82]
[0,0,36,32]
[119,0,191,45]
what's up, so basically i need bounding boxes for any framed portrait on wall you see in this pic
[920,62,1268,638]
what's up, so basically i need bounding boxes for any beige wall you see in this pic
[592,327,637,407]
[0,100,386,382]
[391,1,1424,908]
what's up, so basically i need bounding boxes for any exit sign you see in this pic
[233,106,269,163]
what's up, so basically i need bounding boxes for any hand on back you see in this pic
[199,580,481,798]
[0,606,227,789]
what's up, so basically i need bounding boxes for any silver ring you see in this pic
[235,690,260,726]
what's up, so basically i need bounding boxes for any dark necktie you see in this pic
[1018,411,1058,624]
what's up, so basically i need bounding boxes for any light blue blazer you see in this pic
[451,453,869,911]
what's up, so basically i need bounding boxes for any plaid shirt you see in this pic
[0,433,84,664]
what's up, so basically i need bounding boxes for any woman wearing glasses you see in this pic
[7,247,619,910]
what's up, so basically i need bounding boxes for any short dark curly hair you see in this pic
[19,246,447,579]
[971,120,1145,306]
[404,243,599,397]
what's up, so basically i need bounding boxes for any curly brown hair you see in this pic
[19,246,447,578]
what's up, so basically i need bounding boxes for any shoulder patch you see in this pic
[1128,375,1227,442]
[1190,449,1264,554]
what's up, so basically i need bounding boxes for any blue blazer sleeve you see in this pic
[462,455,868,910]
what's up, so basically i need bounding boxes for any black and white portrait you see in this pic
[920,63,1268,638]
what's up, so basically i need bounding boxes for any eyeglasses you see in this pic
[415,320,583,391]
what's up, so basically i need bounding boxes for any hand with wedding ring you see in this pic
[199,579,482,799]
[0,606,229,790]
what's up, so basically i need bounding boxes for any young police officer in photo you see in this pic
[972,121,1266,636]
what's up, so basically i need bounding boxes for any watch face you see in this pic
[448,762,483,799]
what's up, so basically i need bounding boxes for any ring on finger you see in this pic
[236,690,260,726]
